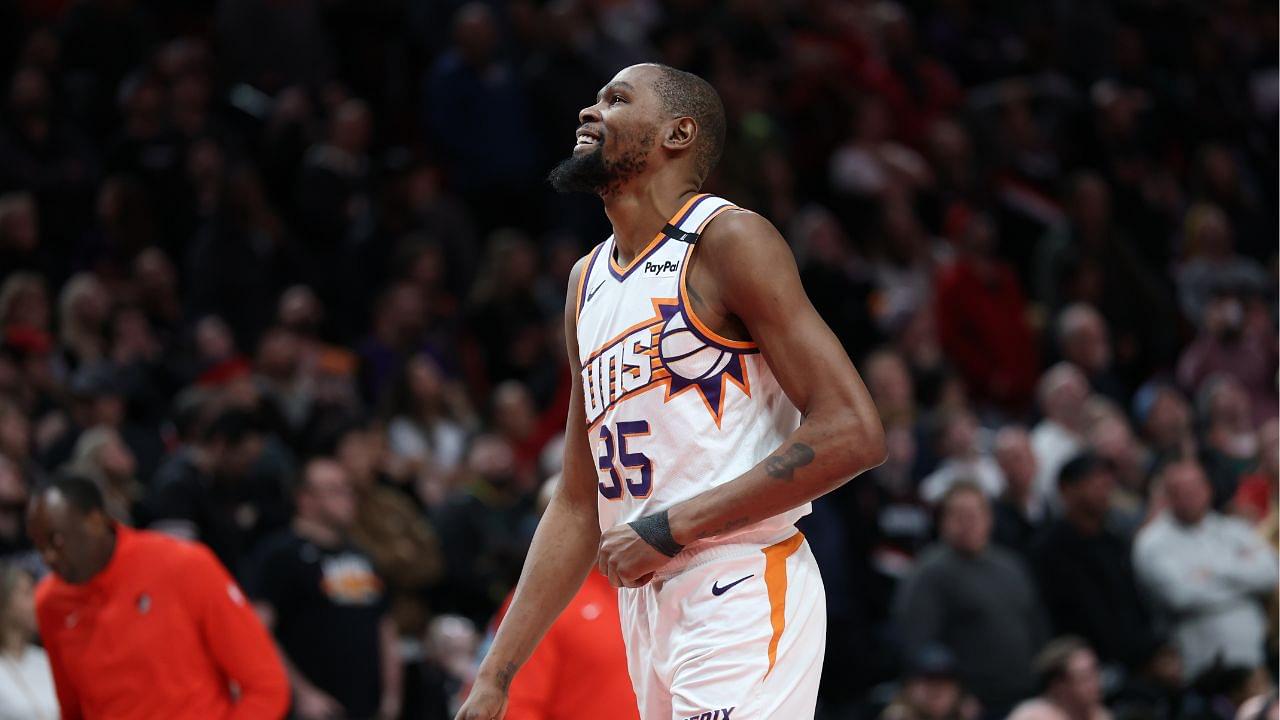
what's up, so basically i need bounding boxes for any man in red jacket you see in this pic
[29,474,290,719]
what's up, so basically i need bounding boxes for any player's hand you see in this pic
[597,523,669,588]
[454,678,508,720]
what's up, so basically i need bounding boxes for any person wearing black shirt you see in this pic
[1030,453,1155,669]
[249,457,401,720]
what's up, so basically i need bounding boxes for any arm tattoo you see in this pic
[496,661,517,692]
[628,509,684,558]
[764,443,816,481]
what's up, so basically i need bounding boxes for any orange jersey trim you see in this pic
[677,232,758,351]
[608,194,708,276]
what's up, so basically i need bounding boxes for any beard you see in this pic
[548,126,654,196]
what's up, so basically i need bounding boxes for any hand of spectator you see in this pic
[454,679,508,720]
[294,684,345,720]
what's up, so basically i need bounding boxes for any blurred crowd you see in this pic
[0,0,1276,718]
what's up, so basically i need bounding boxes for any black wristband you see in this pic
[628,510,684,558]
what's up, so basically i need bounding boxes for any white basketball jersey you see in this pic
[575,194,808,557]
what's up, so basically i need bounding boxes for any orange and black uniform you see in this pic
[35,525,290,719]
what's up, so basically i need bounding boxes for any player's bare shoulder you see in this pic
[692,207,802,312]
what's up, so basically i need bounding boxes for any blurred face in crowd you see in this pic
[1050,648,1104,715]
[195,316,236,364]
[1163,461,1212,525]
[1040,364,1089,431]
[337,427,381,488]
[0,194,38,253]
[0,461,26,542]
[407,354,445,407]
[940,410,978,459]
[0,403,30,460]
[493,381,536,440]
[940,487,991,556]
[1061,465,1115,522]
[994,426,1036,499]
[1059,305,1110,374]
[96,430,137,480]
[299,459,357,532]
[1258,419,1279,480]
[467,435,516,489]
[1143,388,1191,451]
[28,489,114,585]
[549,64,666,196]
[865,351,914,421]
[903,675,961,720]
[2,570,36,644]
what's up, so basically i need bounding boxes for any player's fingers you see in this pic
[631,572,655,587]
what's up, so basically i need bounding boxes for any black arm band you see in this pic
[628,510,685,558]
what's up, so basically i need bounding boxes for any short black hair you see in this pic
[648,64,726,183]
[1057,451,1110,490]
[47,474,105,515]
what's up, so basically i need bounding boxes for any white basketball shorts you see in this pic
[617,532,826,720]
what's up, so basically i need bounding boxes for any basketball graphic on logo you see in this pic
[659,311,731,380]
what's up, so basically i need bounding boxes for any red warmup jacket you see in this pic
[493,571,639,720]
[35,526,290,720]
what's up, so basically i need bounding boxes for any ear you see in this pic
[662,116,698,153]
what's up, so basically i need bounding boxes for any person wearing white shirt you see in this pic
[1133,459,1279,680]
[0,564,57,720]
[1031,364,1089,512]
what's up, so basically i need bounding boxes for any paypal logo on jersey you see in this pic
[643,259,681,276]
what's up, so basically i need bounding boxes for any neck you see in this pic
[602,175,699,264]
[293,517,341,547]
[0,630,23,657]
[1067,509,1105,535]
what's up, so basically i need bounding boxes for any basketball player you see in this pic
[457,64,885,720]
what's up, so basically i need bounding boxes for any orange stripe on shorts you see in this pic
[762,532,805,677]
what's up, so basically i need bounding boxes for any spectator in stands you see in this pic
[894,481,1047,716]
[1133,459,1278,681]
[1232,419,1278,524]
[1008,637,1112,720]
[933,208,1038,412]
[250,457,401,720]
[991,425,1042,556]
[0,459,29,559]
[1177,286,1278,426]
[61,425,142,525]
[147,408,291,574]
[879,643,977,720]
[1055,304,1124,404]
[0,563,57,719]
[331,418,443,639]
[1031,453,1155,668]
[1031,363,1090,510]
[385,353,472,477]
[1132,383,1195,460]
[31,475,288,718]
[918,407,1004,504]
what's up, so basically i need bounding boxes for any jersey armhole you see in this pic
[677,206,759,352]
[575,242,607,321]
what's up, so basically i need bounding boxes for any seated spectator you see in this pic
[1031,453,1155,668]
[250,457,402,720]
[0,459,30,559]
[0,563,57,719]
[1132,383,1195,459]
[1055,303,1125,404]
[1031,363,1090,511]
[894,481,1047,716]
[878,644,978,720]
[1176,287,1278,427]
[384,353,472,476]
[991,425,1043,555]
[147,408,291,574]
[918,408,1004,504]
[331,418,443,639]
[1082,401,1150,532]
[1232,419,1278,524]
[1134,459,1278,681]
[1009,637,1112,720]
[419,614,479,720]
[61,425,142,525]
[933,209,1039,412]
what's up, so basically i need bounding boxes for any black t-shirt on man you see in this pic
[250,529,388,719]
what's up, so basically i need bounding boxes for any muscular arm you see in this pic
[457,258,602,719]
[597,210,885,582]
[665,210,885,543]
